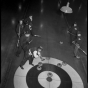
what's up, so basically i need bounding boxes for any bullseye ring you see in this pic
[13,57,84,88]
[38,71,61,88]
[26,64,72,88]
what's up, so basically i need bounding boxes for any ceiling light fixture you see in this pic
[60,2,73,13]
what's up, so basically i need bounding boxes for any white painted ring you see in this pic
[14,57,84,88]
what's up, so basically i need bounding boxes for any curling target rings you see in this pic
[14,57,84,88]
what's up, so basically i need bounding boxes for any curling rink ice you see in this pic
[14,57,84,88]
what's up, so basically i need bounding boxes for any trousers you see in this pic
[20,51,34,67]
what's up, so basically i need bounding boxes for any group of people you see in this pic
[67,22,82,58]
[15,15,42,69]
[15,15,84,69]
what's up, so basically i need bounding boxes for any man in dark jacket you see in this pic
[15,27,34,69]
[19,46,43,69]
[15,16,41,69]
[19,47,34,69]
[15,17,34,69]
[15,16,34,56]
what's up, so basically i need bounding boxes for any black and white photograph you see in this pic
[1,0,87,88]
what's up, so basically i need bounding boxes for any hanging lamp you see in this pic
[60,2,73,13]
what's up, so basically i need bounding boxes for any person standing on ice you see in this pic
[67,22,82,58]
[19,47,34,69]
[15,19,24,47]
[15,16,41,69]
[15,17,34,69]
[23,15,40,37]
[15,16,40,57]
[32,46,44,60]
[72,31,82,58]
[19,46,44,69]
[67,22,79,45]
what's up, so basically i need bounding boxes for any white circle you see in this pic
[38,71,61,88]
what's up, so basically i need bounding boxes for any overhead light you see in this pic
[60,2,73,13]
